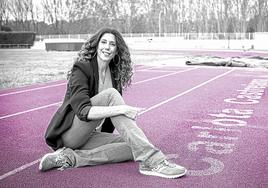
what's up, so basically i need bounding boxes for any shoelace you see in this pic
[55,153,72,171]
[152,160,175,171]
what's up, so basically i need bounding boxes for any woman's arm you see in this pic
[87,105,144,120]
[87,106,124,120]
[69,63,94,121]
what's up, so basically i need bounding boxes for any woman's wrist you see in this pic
[117,105,127,115]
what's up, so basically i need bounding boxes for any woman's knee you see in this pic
[104,88,119,95]
[104,88,125,105]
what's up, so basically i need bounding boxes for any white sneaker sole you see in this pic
[39,148,64,171]
[139,169,187,179]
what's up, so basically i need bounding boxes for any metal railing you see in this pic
[0,44,32,48]
[36,32,256,41]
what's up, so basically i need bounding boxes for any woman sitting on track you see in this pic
[39,27,187,179]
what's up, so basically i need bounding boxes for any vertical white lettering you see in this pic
[198,131,238,141]
[222,109,253,115]
[191,125,242,133]
[209,113,250,119]
[188,141,234,154]
[211,119,247,127]
[224,98,259,104]
[187,157,225,176]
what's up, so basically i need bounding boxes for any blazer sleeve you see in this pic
[68,63,93,122]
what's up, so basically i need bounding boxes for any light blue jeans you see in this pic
[61,88,166,168]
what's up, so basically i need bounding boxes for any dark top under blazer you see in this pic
[45,58,121,151]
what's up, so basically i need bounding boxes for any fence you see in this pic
[36,32,256,41]
[0,44,31,48]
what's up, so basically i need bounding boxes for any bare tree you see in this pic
[119,0,141,33]
[64,0,75,22]
[176,0,187,33]
[163,0,177,33]
[253,0,268,32]
[2,0,268,34]
[7,0,22,29]
[0,0,10,29]
[41,0,66,33]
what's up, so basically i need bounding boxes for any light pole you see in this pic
[159,10,163,36]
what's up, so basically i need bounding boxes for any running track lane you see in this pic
[1,67,214,174]
[1,67,267,188]
[138,68,268,188]
[0,65,179,96]
[0,67,232,186]
[0,68,231,176]
[0,67,186,117]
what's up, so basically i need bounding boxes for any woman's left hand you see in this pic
[122,105,145,120]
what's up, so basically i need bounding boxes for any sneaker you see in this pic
[39,148,72,171]
[139,160,187,179]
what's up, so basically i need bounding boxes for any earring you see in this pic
[92,51,97,58]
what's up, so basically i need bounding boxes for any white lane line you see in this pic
[133,68,198,85]
[0,102,62,120]
[139,69,235,115]
[0,79,66,92]
[246,125,268,130]
[0,68,197,120]
[137,69,176,73]
[134,65,183,72]
[0,83,66,97]
[0,67,191,97]
[0,68,234,180]
[0,159,41,181]
[135,66,156,71]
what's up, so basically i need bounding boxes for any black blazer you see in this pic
[45,58,121,150]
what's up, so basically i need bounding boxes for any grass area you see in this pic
[0,49,76,89]
[1,48,267,89]
[0,49,185,89]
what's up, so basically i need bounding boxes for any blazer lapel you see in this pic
[92,57,99,95]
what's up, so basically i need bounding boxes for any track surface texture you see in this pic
[0,63,268,188]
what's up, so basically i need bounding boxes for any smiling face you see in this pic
[97,33,117,64]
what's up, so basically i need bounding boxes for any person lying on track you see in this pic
[186,59,254,67]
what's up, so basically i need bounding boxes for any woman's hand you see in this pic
[121,105,145,120]
[87,105,145,120]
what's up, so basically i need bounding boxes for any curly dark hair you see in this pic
[68,27,133,91]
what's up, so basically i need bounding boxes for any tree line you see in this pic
[0,0,267,35]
